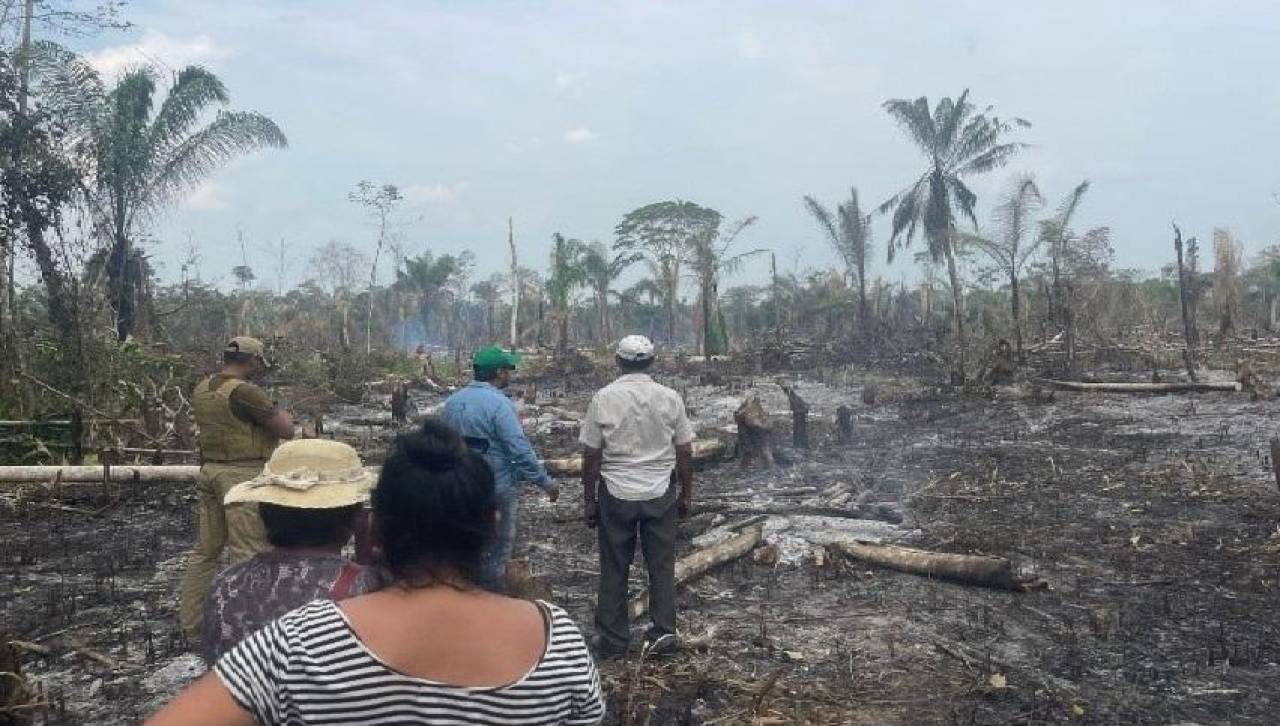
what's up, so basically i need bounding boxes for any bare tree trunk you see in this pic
[770,253,782,347]
[508,217,519,349]
[943,235,967,383]
[1173,223,1198,381]
[1010,272,1024,361]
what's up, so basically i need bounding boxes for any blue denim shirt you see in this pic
[442,381,553,495]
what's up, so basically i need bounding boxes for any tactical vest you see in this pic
[192,376,278,463]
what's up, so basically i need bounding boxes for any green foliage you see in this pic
[35,52,287,340]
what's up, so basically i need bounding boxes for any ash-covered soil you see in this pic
[3,365,1278,724]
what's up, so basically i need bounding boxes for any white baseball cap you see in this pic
[616,334,655,361]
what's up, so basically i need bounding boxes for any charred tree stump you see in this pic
[836,405,854,445]
[390,381,409,424]
[779,383,809,449]
[734,396,775,469]
[1270,437,1280,493]
[1173,223,1200,381]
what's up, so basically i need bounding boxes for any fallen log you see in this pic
[542,438,726,476]
[629,525,763,620]
[829,541,1046,592]
[0,465,201,483]
[0,441,730,483]
[696,503,904,525]
[1034,378,1240,393]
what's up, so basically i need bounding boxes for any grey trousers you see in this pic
[594,481,678,649]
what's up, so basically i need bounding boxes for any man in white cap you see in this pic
[580,334,695,658]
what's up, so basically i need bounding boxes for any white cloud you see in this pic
[554,71,584,93]
[85,30,232,80]
[736,29,765,59]
[562,127,597,145]
[186,181,228,211]
[403,181,471,204]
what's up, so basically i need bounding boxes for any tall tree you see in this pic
[615,200,721,345]
[349,181,402,353]
[684,215,761,356]
[547,232,587,355]
[395,251,471,347]
[879,89,1029,381]
[580,240,639,345]
[956,174,1043,358]
[38,52,286,340]
[1212,227,1243,337]
[803,187,872,334]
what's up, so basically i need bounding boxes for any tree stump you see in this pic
[779,383,809,449]
[390,381,409,424]
[734,396,774,469]
[836,405,854,445]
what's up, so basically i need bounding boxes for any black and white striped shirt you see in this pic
[215,599,606,725]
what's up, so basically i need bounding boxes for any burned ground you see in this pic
[2,364,1279,724]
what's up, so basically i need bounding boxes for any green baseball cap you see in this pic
[472,345,521,371]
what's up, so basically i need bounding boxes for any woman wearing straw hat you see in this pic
[199,439,384,664]
[151,420,604,725]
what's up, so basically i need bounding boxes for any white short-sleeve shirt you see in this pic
[579,373,695,501]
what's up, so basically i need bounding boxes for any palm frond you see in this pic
[29,40,105,130]
[933,89,971,153]
[953,141,1028,176]
[147,66,229,160]
[882,96,936,154]
[802,195,842,252]
[140,110,287,214]
[949,177,979,230]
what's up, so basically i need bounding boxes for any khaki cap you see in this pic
[224,439,376,509]
[225,336,268,364]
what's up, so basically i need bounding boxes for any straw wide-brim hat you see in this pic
[224,439,376,509]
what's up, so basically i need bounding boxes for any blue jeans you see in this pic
[479,488,519,592]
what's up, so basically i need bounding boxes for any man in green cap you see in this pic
[442,345,557,591]
[178,336,295,641]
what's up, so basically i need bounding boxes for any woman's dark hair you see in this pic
[259,503,362,549]
[374,419,496,585]
[616,355,654,373]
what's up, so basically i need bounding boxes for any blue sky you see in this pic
[62,0,1280,292]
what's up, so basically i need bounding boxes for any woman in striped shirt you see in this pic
[149,420,605,725]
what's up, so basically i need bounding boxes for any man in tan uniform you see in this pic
[178,337,294,640]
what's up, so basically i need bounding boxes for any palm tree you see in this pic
[470,275,504,343]
[684,216,761,356]
[803,187,872,334]
[955,174,1043,358]
[547,233,588,355]
[615,200,722,346]
[580,240,640,345]
[879,89,1029,381]
[40,53,287,340]
[395,252,470,346]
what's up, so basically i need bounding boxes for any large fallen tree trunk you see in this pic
[830,541,1046,592]
[543,438,726,476]
[1034,378,1240,393]
[0,465,202,483]
[629,524,763,620]
[696,502,904,525]
[0,439,729,483]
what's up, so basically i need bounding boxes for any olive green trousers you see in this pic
[177,463,268,641]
